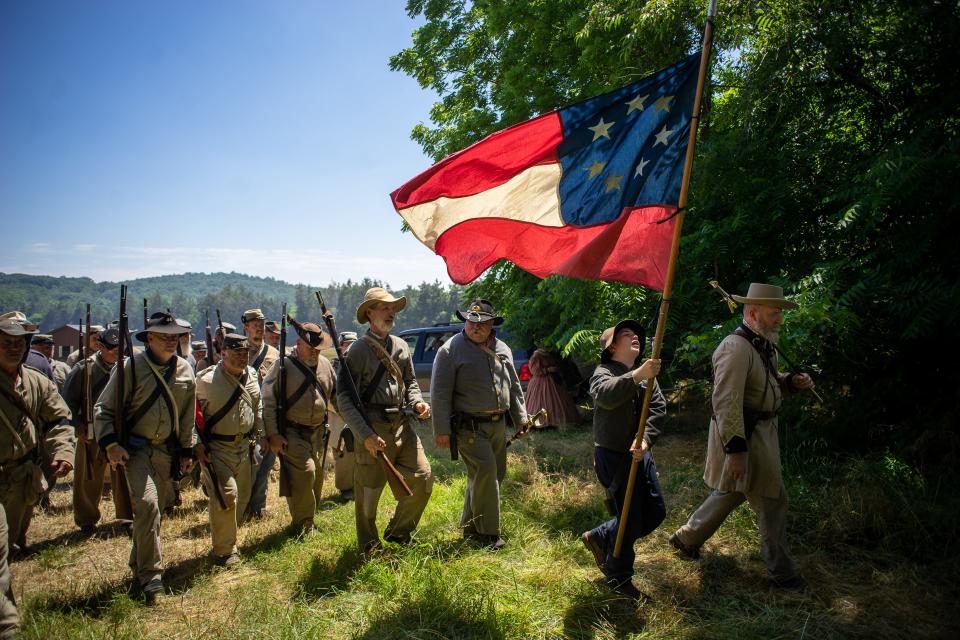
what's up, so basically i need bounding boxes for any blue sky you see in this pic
[0,0,451,288]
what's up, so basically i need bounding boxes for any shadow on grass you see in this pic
[561,581,649,640]
[294,546,364,599]
[354,573,509,640]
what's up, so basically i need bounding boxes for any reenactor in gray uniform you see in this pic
[195,321,236,373]
[191,341,207,370]
[0,313,75,638]
[242,309,279,385]
[63,326,121,533]
[95,312,196,604]
[264,320,282,351]
[195,334,263,566]
[31,334,71,390]
[336,288,433,553]
[261,321,336,533]
[66,324,104,367]
[431,299,528,550]
[244,309,281,521]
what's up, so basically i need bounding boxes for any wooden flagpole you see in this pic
[613,0,718,559]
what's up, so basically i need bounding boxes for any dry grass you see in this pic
[13,397,960,639]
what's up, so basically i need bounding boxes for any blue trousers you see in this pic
[246,447,275,516]
[589,447,666,582]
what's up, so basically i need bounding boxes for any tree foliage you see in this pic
[392,0,960,467]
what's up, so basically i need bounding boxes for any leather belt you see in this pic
[209,429,255,443]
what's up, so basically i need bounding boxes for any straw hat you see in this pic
[356,288,407,324]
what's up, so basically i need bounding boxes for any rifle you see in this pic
[111,285,135,521]
[80,305,95,480]
[506,408,547,447]
[276,304,292,497]
[708,280,824,403]
[195,403,228,511]
[143,298,149,330]
[315,291,412,499]
[204,311,219,365]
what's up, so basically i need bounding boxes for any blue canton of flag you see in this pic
[556,53,701,226]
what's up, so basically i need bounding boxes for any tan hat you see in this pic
[731,283,798,310]
[242,308,266,323]
[288,318,332,349]
[356,287,407,324]
[0,311,38,336]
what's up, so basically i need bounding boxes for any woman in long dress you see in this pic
[525,347,581,428]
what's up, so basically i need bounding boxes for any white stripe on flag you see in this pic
[398,163,565,247]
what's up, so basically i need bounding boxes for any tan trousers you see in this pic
[282,427,325,531]
[674,484,798,582]
[354,421,433,551]
[328,412,354,492]
[125,445,172,588]
[0,460,42,549]
[204,441,253,557]
[73,440,111,528]
[0,502,19,639]
[456,421,506,536]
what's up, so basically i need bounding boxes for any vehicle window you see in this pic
[402,334,420,358]
[422,331,454,361]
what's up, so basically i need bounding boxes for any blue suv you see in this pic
[397,322,532,402]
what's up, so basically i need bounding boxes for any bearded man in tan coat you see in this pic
[669,283,814,591]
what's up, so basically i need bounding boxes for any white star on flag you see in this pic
[634,157,650,177]
[626,94,649,114]
[587,116,615,141]
[654,124,674,146]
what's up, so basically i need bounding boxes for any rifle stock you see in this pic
[314,291,412,499]
[204,311,218,365]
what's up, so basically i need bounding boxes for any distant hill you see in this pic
[0,271,461,336]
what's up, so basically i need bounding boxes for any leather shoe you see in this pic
[605,577,648,602]
[669,532,700,560]
[581,531,606,569]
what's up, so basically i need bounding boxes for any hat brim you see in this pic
[135,325,191,342]
[356,295,407,324]
[731,295,798,310]
[0,324,37,337]
[455,310,504,325]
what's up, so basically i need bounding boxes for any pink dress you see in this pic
[525,349,581,427]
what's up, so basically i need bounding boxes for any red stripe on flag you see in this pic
[433,206,676,290]
[391,112,563,209]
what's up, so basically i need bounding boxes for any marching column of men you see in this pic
[0,279,816,629]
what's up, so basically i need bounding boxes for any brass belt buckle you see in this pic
[234,433,243,443]
[489,414,501,422]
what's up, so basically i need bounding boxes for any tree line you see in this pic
[391,0,960,470]
[0,271,463,337]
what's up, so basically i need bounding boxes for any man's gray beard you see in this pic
[371,318,394,335]
[299,350,318,366]
[759,324,780,344]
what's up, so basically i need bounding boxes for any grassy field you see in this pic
[13,396,960,639]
